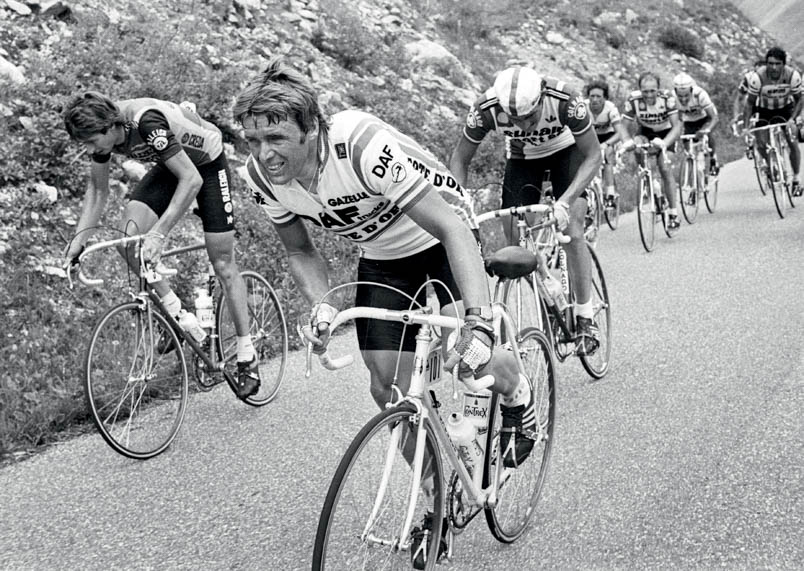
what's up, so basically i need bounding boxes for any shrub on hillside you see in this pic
[657,25,703,59]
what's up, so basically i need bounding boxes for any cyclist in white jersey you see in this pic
[672,72,720,175]
[235,60,540,561]
[449,66,602,356]
[585,78,630,209]
[742,46,804,195]
[620,72,683,230]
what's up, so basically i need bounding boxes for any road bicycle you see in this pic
[734,119,769,197]
[678,133,719,223]
[69,234,288,459]
[309,287,556,569]
[626,143,677,252]
[747,119,797,219]
[585,147,623,242]
[479,203,611,380]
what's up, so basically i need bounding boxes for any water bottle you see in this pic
[544,272,568,311]
[194,288,214,330]
[696,150,706,174]
[446,413,484,489]
[462,389,491,454]
[178,309,206,343]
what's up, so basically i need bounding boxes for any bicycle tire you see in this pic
[604,191,620,230]
[769,148,788,219]
[678,158,699,224]
[704,172,718,213]
[637,175,656,252]
[502,275,550,345]
[85,301,188,460]
[752,150,769,196]
[313,403,444,570]
[216,270,288,406]
[484,328,556,543]
[578,244,611,379]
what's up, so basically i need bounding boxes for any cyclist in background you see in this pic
[62,93,261,400]
[742,46,804,196]
[732,60,764,135]
[672,72,720,175]
[620,72,683,230]
[449,66,602,356]
[585,78,630,209]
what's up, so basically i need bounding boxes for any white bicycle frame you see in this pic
[310,303,526,551]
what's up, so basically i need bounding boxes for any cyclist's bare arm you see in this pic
[664,113,683,147]
[66,160,112,262]
[448,136,480,188]
[149,150,203,237]
[743,94,758,131]
[701,105,719,132]
[406,190,490,310]
[273,217,331,306]
[560,127,602,204]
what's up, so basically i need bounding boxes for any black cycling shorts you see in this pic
[355,243,462,352]
[501,144,587,207]
[596,131,616,144]
[129,153,235,233]
[756,105,795,124]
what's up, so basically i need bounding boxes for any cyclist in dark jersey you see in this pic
[62,92,260,399]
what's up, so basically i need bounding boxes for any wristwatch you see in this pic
[465,306,493,321]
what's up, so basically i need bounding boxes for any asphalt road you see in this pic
[1,156,802,570]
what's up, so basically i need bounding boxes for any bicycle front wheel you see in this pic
[502,275,550,344]
[85,301,188,460]
[704,171,718,213]
[769,149,788,219]
[637,175,656,252]
[484,328,556,543]
[678,158,699,224]
[753,151,769,196]
[313,404,444,570]
[217,270,288,406]
[604,191,620,230]
[579,244,612,379]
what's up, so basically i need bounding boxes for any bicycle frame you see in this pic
[679,134,709,193]
[315,304,525,551]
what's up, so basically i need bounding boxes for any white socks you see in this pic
[502,374,531,408]
[237,336,255,364]
[575,300,594,319]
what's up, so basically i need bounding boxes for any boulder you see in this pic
[545,31,566,45]
[0,56,25,83]
[34,182,58,203]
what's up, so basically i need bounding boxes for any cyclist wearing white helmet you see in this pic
[450,65,603,356]
[673,71,720,175]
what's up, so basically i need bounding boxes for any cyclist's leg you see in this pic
[120,165,175,302]
[549,146,592,311]
[502,159,544,245]
[599,133,617,198]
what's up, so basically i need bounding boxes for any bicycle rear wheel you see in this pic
[704,171,719,213]
[313,403,444,571]
[769,149,788,219]
[578,244,611,379]
[484,328,555,543]
[637,175,656,252]
[217,270,288,406]
[85,301,188,460]
[604,191,620,230]
[502,275,550,343]
[678,158,699,224]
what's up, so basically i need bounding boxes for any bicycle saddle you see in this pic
[484,246,539,279]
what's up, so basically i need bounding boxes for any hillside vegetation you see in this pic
[0,0,783,459]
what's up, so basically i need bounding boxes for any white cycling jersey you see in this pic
[242,110,477,260]
[675,85,715,123]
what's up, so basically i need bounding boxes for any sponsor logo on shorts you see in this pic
[218,169,233,213]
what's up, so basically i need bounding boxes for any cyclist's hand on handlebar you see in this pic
[444,316,494,378]
[141,231,166,266]
[620,139,636,153]
[651,137,667,151]
[62,240,85,270]
[553,200,571,231]
[302,302,339,355]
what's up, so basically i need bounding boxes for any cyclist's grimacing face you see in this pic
[766,57,784,81]
[640,78,659,105]
[510,107,542,132]
[80,128,119,156]
[242,114,318,186]
[675,88,692,106]
[588,88,605,114]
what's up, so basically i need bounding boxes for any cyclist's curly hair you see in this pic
[638,72,660,89]
[63,91,124,141]
[233,57,329,140]
[766,46,787,64]
[584,79,610,99]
